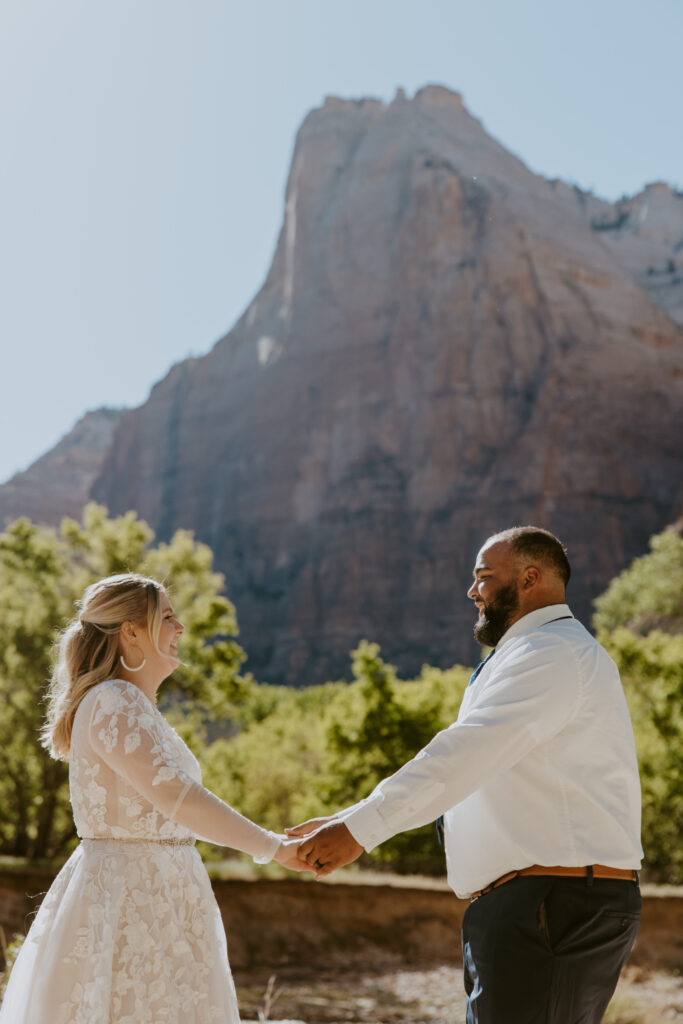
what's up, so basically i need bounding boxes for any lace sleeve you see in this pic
[88,680,280,862]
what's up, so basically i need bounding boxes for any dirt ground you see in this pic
[236,964,683,1024]
[2,866,681,1022]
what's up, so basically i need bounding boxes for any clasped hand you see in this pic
[273,835,315,873]
[284,817,364,878]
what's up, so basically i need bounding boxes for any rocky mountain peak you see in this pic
[414,83,466,108]
[3,90,682,684]
[0,408,124,526]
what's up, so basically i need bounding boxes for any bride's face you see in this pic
[154,594,185,672]
[122,593,184,680]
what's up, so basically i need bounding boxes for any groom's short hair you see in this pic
[488,526,571,586]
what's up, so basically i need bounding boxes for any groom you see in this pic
[288,526,643,1024]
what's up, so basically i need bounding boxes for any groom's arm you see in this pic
[294,635,580,876]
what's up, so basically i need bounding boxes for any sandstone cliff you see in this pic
[5,87,683,682]
[0,408,123,526]
[550,178,683,327]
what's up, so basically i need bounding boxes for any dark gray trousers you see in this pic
[461,875,641,1023]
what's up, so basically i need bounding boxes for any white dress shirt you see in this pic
[341,604,643,898]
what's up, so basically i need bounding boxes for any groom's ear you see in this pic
[521,567,540,591]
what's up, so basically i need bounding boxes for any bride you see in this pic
[0,572,310,1023]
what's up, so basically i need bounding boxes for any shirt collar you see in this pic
[495,603,573,650]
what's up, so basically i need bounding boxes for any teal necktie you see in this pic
[467,649,496,687]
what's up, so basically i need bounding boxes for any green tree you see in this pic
[324,641,444,801]
[321,642,467,872]
[600,628,683,882]
[0,517,73,858]
[593,528,683,883]
[0,503,247,861]
[201,641,471,874]
[201,682,338,839]
[594,528,683,634]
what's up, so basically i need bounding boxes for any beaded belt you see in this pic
[81,836,195,846]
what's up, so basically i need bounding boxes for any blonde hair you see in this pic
[42,573,165,761]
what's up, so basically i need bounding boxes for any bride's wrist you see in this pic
[253,832,282,865]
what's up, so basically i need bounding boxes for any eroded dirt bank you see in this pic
[1,870,681,973]
[2,870,682,1022]
[210,877,683,974]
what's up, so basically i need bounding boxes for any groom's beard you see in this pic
[474,583,520,648]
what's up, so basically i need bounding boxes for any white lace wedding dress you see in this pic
[0,679,281,1024]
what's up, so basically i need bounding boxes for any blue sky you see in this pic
[2,0,681,484]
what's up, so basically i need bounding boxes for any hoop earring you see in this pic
[120,652,147,672]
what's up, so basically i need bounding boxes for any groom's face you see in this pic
[467,541,521,647]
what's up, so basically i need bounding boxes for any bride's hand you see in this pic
[284,816,335,838]
[273,836,315,873]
